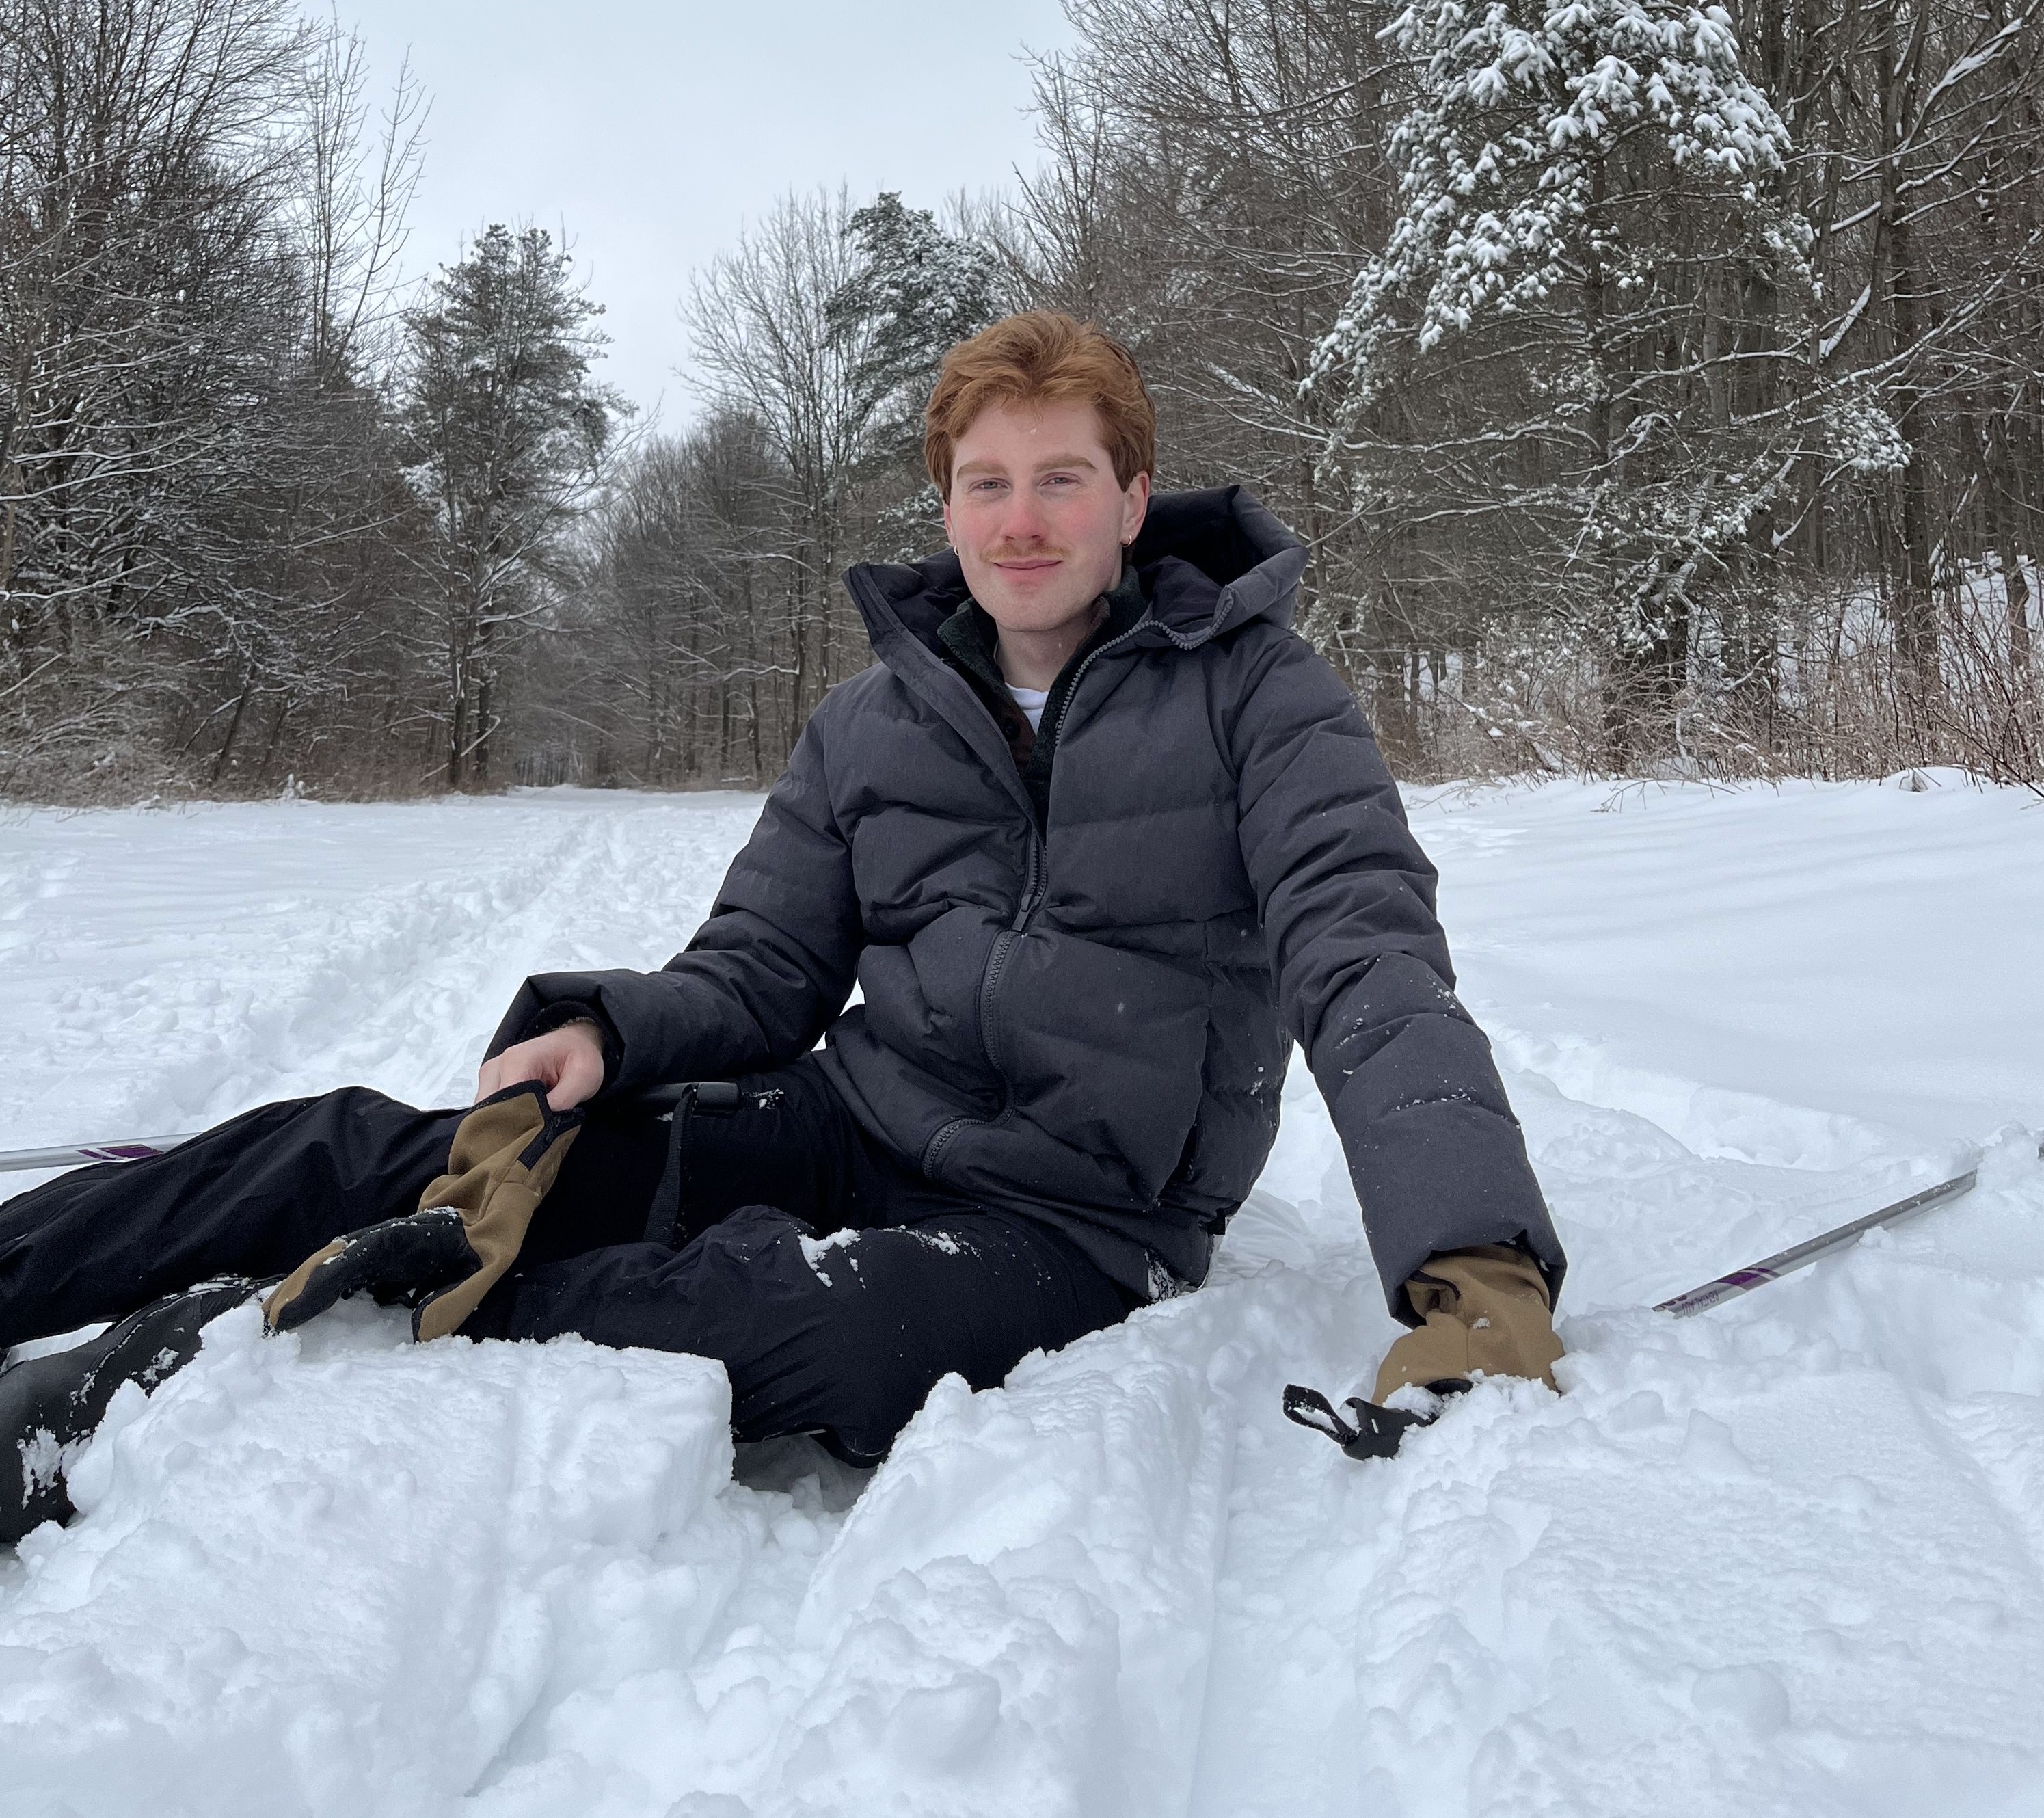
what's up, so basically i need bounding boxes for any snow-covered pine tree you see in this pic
[1315,0,1807,373]
[824,193,1004,554]
[828,193,1004,464]
[1308,0,1870,759]
[402,226,626,789]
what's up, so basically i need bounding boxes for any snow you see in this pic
[1,1307,737,1814]
[2,777,2041,1815]
[798,1227,862,1287]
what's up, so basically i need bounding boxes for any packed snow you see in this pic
[1,775,2040,1817]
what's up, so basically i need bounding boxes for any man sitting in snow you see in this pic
[0,312,1566,1537]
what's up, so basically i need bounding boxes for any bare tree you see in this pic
[683,190,895,725]
[1006,0,1412,720]
[543,414,797,786]
[292,16,425,384]
[0,0,444,799]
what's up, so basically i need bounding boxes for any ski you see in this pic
[0,1134,198,1174]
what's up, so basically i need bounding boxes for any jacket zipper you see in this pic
[978,827,1040,1080]
[922,1115,969,1174]
[1037,619,1148,791]
[1010,828,1045,931]
[926,827,1039,1177]
[932,616,1151,1175]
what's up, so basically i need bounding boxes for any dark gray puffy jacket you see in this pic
[491,487,1564,1314]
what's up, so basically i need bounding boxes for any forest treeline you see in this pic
[3,0,2041,799]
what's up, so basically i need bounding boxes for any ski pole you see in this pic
[0,1082,703,1177]
[0,1133,199,1174]
[1651,1156,2000,1316]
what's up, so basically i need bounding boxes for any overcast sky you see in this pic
[327,1,1075,425]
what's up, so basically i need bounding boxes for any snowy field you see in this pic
[1,776,2041,1817]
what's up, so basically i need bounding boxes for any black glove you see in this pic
[262,1206,475,1333]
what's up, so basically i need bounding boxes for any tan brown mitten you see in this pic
[1373,1243,1563,1404]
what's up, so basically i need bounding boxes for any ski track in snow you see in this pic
[0,777,2040,1816]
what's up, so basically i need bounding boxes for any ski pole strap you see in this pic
[1282,1382,1452,1461]
[1282,1384,1362,1445]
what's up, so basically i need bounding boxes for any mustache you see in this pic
[978,542,1068,562]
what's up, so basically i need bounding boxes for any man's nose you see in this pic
[997,487,1049,544]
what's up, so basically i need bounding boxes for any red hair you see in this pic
[925,311,1155,495]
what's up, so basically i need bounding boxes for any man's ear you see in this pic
[940,487,955,548]
[1120,472,1151,547]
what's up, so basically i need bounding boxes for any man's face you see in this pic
[942,399,1151,634]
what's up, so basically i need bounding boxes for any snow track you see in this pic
[0,794,763,1179]
[1,779,2041,1815]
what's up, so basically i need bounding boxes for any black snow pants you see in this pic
[0,1058,1134,1462]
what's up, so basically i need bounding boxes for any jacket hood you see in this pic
[846,484,1309,666]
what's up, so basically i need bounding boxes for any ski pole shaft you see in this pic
[0,1134,199,1175]
[1653,1147,2038,1318]
[0,1084,705,1178]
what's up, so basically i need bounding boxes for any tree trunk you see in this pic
[1976,413,2032,680]
[1876,5,1941,698]
[210,676,256,787]
[446,634,470,791]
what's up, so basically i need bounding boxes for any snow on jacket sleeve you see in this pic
[487,716,861,1097]
[1228,630,1565,1318]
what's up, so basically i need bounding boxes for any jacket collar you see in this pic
[845,484,1308,671]
[934,559,1148,699]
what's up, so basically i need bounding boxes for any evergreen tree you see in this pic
[826,192,1003,467]
[402,225,625,787]
[1306,0,1872,756]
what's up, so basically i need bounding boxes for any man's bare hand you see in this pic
[476,1022,606,1112]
